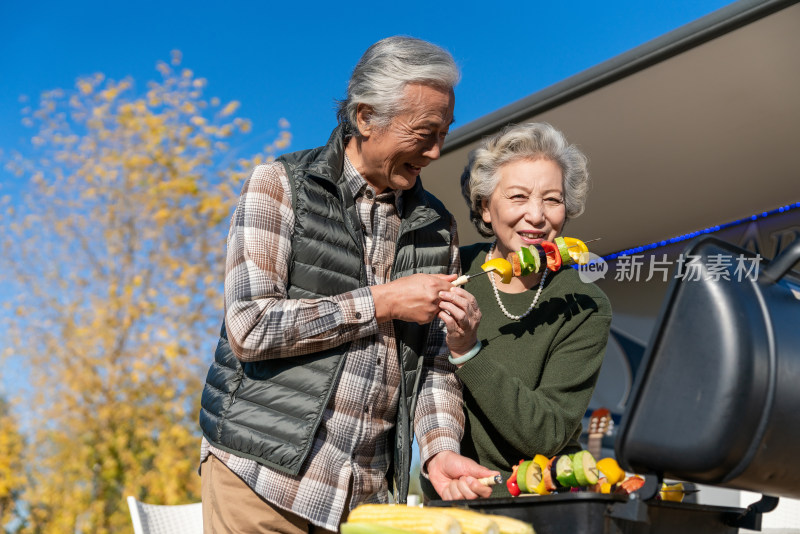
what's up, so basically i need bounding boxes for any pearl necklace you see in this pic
[488,242,548,321]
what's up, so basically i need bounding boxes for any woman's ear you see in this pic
[355,103,374,138]
[480,198,492,225]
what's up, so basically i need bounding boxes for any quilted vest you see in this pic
[199,126,454,502]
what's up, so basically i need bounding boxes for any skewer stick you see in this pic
[451,269,492,286]
[540,237,602,257]
[477,474,503,486]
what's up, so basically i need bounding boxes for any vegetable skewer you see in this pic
[452,237,600,286]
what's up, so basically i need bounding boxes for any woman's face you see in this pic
[481,158,566,260]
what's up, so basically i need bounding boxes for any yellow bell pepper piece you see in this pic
[596,457,625,486]
[562,237,590,265]
[660,482,686,502]
[531,454,552,495]
[481,258,513,284]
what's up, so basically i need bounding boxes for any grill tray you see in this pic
[429,493,749,534]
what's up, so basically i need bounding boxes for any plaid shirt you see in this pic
[201,155,463,530]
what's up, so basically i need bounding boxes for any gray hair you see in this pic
[337,36,460,136]
[461,122,590,238]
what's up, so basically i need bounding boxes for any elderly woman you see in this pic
[430,122,612,499]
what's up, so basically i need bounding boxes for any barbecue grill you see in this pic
[430,235,800,533]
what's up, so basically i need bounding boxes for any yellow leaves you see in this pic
[235,117,252,133]
[92,104,108,118]
[274,130,292,149]
[123,154,152,169]
[99,80,131,102]
[0,413,26,494]
[217,124,233,138]
[73,326,91,339]
[153,208,171,223]
[163,343,180,360]
[144,113,164,129]
[77,79,94,95]
[198,195,227,224]
[170,49,182,66]
[190,135,211,149]
[181,101,196,114]
[156,60,171,77]
[159,176,199,196]
[219,100,240,117]
[0,403,26,528]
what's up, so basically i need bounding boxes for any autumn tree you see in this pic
[0,51,290,533]
[0,396,26,533]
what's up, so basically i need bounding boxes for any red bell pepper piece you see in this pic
[506,473,521,497]
[541,241,562,271]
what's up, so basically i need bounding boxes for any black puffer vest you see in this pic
[199,126,454,502]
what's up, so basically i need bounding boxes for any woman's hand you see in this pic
[438,286,481,361]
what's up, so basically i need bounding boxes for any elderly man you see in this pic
[198,36,497,533]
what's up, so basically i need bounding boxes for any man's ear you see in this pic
[355,103,374,138]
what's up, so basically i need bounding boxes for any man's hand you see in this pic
[426,450,499,501]
[371,273,457,324]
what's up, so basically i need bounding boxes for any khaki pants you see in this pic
[201,455,340,534]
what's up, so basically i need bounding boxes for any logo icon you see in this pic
[578,253,608,283]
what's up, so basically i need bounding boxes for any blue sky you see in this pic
[1,0,736,183]
[0,1,735,398]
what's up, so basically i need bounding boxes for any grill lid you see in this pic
[615,236,800,499]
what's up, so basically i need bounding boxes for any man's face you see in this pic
[356,83,454,192]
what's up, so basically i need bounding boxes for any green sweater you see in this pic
[453,242,611,497]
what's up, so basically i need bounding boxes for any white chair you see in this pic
[127,496,203,534]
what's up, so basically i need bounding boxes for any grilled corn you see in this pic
[433,507,499,534]
[348,504,461,534]
[483,513,535,534]
[340,522,419,534]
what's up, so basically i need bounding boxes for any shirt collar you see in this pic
[343,153,403,212]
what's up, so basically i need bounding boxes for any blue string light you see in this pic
[604,202,800,261]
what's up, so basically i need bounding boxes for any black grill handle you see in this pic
[724,494,779,530]
[762,238,800,283]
